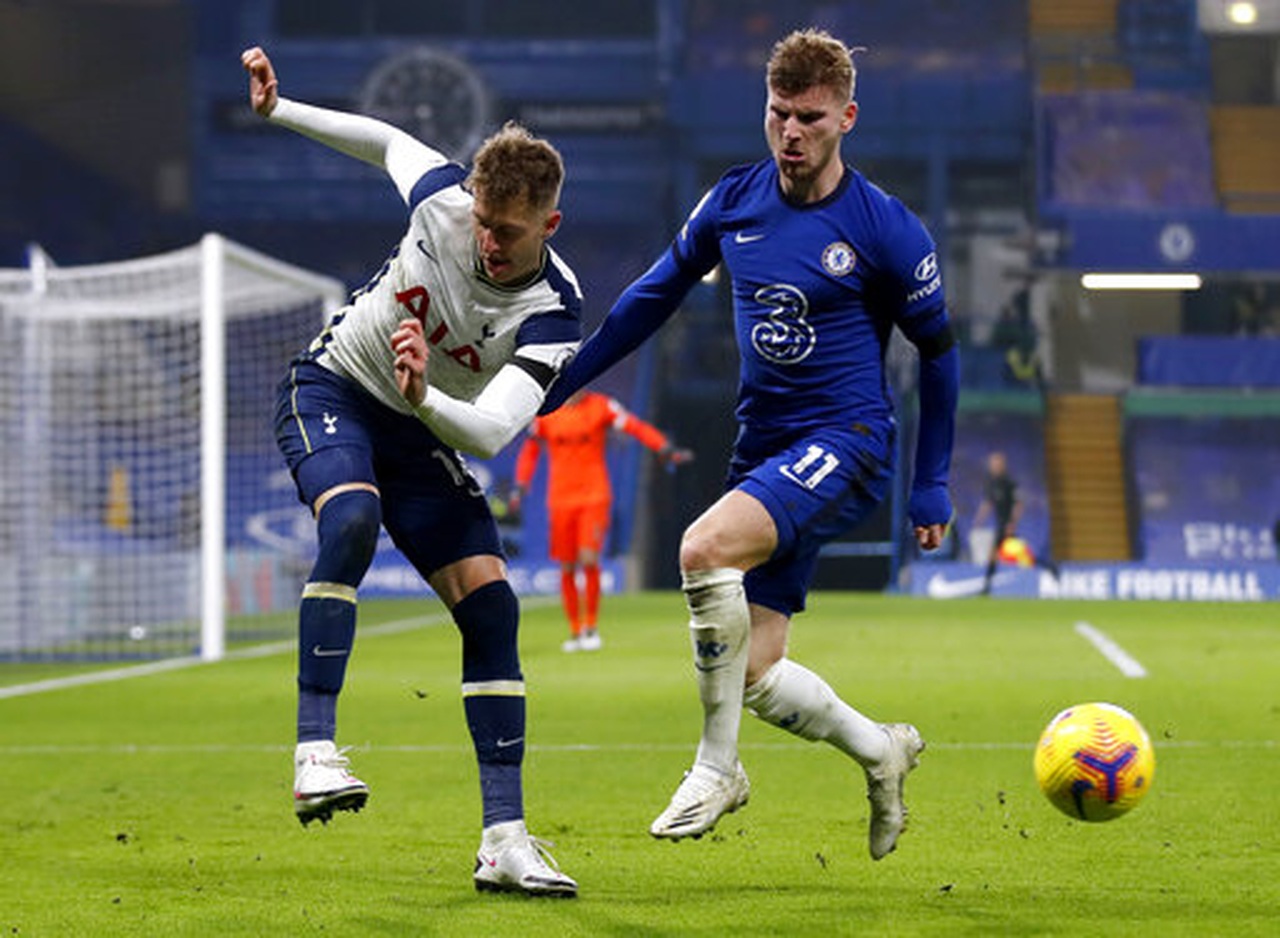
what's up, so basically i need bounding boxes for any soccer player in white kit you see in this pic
[243,46,580,897]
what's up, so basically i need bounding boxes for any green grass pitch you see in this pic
[1,593,1277,936]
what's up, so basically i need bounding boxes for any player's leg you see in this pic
[576,501,608,650]
[559,562,581,649]
[275,363,377,825]
[649,489,773,840]
[737,428,923,858]
[548,507,582,650]
[743,606,920,859]
[383,445,575,896]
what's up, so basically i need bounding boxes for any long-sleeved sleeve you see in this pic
[541,248,704,413]
[903,313,959,528]
[268,97,447,201]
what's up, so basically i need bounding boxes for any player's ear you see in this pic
[542,209,562,240]
[842,101,858,133]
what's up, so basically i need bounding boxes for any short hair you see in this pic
[766,28,857,100]
[467,121,564,212]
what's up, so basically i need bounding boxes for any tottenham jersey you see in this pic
[674,160,944,455]
[310,163,582,414]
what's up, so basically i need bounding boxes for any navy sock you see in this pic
[297,592,356,742]
[453,580,525,827]
[296,491,379,743]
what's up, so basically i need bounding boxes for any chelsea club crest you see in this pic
[821,241,856,276]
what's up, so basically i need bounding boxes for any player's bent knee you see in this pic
[314,490,381,584]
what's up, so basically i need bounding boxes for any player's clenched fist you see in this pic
[392,318,430,406]
[241,46,279,117]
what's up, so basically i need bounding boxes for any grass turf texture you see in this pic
[1,593,1276,936]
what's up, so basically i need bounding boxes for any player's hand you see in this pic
[914,522,947,552]
[659,445,695,468]
[392,318,429,406]
[241,46,279,117]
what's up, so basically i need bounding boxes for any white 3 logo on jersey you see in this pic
[751,284,815,364]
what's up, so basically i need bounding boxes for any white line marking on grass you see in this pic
[0,611,450,701]
[0,739,1274,757]
[1074,620,1148,678]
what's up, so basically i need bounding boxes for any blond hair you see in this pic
[467,121,564,211]
[766,28,858,100]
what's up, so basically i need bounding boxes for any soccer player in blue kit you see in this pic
[541,29,959,860]
[242,47,579,895]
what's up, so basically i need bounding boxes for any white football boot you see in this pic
[649,761,750,840]
[473,820,578,897]
[865,723,925,860]
[293,741,369,826]
[561,635,582,653]
[577,630,602,651]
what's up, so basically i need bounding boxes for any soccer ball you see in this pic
[1033,702,1155,822]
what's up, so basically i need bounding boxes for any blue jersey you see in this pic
[674,159,945,457]
[545,159,958,536]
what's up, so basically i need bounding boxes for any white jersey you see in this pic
[312,163,583,415]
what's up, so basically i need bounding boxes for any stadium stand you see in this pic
[1040,91,1216,210]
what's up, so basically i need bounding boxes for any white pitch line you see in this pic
[0,611,446,701]
[0,739,1274,757]
[1074,621,1148,678]
[0,597,561,702]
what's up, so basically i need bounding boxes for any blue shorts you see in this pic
[731,423,895,615]
[275,359,502,578]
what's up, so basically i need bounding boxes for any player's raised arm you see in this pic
[240,46,446,200]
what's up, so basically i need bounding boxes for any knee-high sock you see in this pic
[583,563,601,629]
[297,490,380,743]
[454,580,525,828]
[743,658,889,767]
[683,567,749,772]
[560,569,580,636]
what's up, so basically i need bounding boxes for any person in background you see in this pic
[510,388,693,652]
[539,28,957,859]
[974,450,1058,593]
[243,45,580,897]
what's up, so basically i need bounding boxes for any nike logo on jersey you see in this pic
[311,645,349,657]
[416,239,435,261]
[734,231,766,244]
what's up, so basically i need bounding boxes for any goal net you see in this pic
[0,236,344,662]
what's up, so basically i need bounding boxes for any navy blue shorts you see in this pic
[731,423,895,615]
[275,359,502,579]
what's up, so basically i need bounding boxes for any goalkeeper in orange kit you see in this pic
[510,388,692,651]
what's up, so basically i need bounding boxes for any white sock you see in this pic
[744,658,889,767]
[682,567,749,773]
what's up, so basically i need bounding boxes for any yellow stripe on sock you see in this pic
[461,680,526,698]
[301,581,358,603]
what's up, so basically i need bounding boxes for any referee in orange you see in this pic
[511,388,692,651]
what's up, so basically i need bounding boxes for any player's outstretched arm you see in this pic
[240,46,445,197]
[540,250,702,413]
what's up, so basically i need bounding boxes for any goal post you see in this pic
[0,236,344,662]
